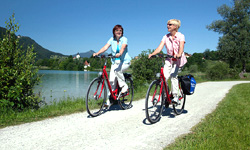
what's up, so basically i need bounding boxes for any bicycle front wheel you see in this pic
[119,77,134,110]
[145,80,164,124]
[173,83,186,115]
[86,77,107,117]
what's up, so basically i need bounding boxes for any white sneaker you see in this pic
[172,95,179,104]
[104,99,111,107]
[121,85,128,93]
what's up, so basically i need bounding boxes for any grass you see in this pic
[0,97,86,128]
[165,83,250,150]
[0,85,149,129]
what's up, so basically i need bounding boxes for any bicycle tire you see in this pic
[172,81,186,115]
[118,77,134,110]
[145,80,164,124]
[86,77,107,117]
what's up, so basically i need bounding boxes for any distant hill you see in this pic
[0,26,65,60]
[72,50,109,58]
[0,26,109,60]
[72,50,96,58]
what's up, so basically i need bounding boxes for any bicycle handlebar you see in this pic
[94,54,116,59]
[151,54,175,59]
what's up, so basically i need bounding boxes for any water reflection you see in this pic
[34,70,103,104]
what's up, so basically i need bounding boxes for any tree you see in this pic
[0,14,40,110]
[131,49,162,88]
[207,0,250,72]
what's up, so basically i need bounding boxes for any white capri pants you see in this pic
[163,60,179,95]
[109,61,131,93]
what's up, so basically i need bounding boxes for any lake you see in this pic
[34,70,105,104]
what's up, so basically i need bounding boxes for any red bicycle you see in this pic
[86,55,134,117]
[145,54,186,124]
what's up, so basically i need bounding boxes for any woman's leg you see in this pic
[109,64,118,93]
[114,62,130,93]
[170,62,179,96]
[164,60,172,82]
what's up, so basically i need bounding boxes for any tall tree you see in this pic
[207,0,250,72]
[0,14,40,110]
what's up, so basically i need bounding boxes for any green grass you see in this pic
[165,83,250,150]
[0,97,86,128]
[0,85,149,129]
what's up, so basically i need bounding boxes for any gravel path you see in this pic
[0,81,249,150]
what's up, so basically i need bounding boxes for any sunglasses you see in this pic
[167,24,174,26]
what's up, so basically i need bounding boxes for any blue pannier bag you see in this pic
[179,74,196,95]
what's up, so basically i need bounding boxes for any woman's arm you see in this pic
[175,41,185,58]
[93,43,111,56]
[115,44,127,57]
[148,41,165,58]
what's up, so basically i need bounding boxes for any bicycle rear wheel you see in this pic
[173,82,186,115]
[119,77,134,110]
[86,77,107,117]
[145,80,164,124]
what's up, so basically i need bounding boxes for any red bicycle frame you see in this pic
[96,58,129,101]
[153,63,184,104]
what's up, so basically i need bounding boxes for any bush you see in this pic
[0,14,40,111]
[131,50,162,88]
[246,62,250,72]
[206,61,230,80]
[188,64,198,73]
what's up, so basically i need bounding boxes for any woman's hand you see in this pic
[93,53,98,57]
[148,54,153,59]
[115,53,121,58]
[174,53,182,59]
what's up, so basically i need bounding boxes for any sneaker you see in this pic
[121,85,128,93]
[104,99,111,108]
[172,95,179,104]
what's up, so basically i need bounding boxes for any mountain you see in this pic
[72,50,96,58]
[72,50,109,58]
[0,26,65,60]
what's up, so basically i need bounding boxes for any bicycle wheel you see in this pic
[118,77,134,110]
[86,77,107,117]
[173,82,186,115]
[145,80,164,124]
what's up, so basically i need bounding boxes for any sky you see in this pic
[0,0,234,58]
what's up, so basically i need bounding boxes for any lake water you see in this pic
[34,70,104,103]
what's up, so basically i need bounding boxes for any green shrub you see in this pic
[206,61,230,80]
[131,50,162,88]
[246,62,250,72]
[188,64,198,73]
[0,14,40,111]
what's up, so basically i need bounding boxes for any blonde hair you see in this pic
[167,19,181,31]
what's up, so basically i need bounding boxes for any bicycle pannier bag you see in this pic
[180,74,196,95]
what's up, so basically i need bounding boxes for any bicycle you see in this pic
[86,54,134,117]
[145,54,186,124]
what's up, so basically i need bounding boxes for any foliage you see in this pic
[185,53,206,72]
[206,61,239,80]
[0,14,40,111]
[207,0,250,72]
[36,54,111,71]
[131,49,162,88]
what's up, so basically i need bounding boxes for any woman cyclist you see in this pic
[93,24,132,107]
[148,19,187,104]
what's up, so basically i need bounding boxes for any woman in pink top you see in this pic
[148,19,187,104]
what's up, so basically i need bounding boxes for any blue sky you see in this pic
[0,0,233,57]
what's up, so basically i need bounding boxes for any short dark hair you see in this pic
[112,24,123,39]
